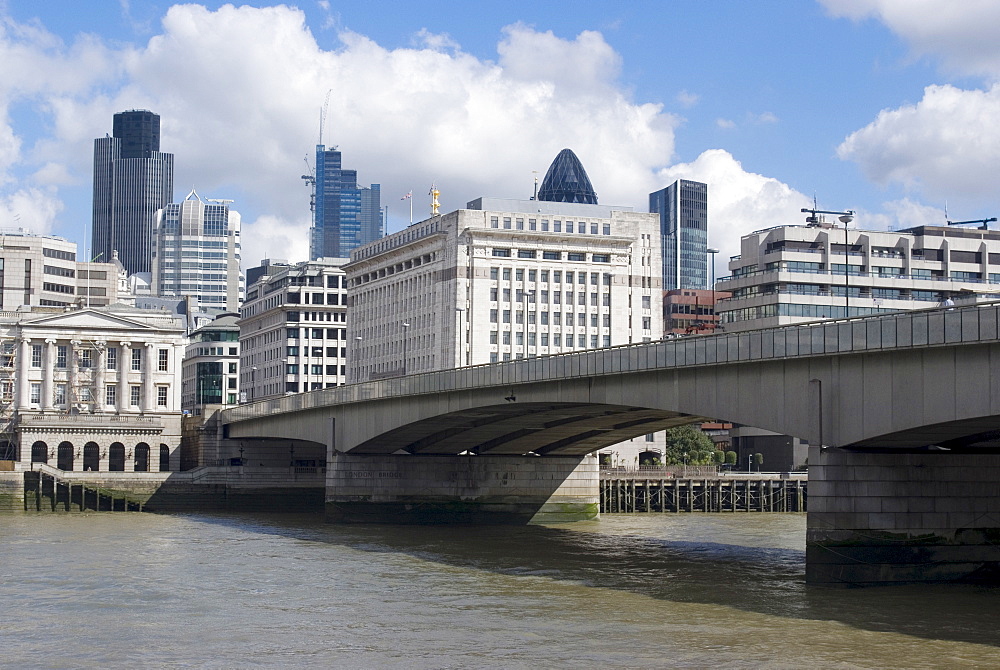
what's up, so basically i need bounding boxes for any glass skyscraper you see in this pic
[537,148,598,204]
[310,145,382,260]
[92,110,174,275]
[649,179,708,290]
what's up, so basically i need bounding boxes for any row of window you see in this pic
[21,345,169,371]
[489,216,612,236]
[489,332,615,347]
[17,382,169,407]
[491,248,610,263]
[489,310,616,327]
[490,268,614,284]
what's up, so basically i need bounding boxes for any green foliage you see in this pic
[725,450,737,465]
[712,450,725,465]
[662,424,717,465]
[753,453,764,466]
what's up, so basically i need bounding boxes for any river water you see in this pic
[2,512,999,669]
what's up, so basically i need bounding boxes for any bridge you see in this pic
[222,302,1000,585]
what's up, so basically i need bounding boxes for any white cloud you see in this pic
[820,0,1000,80]
[756,111,778,124]
[676,90,699,108]
[716,118,736,130]
[0,186,62,234]
[654,149,812,277]
[858,198,945,231]
[837,83,1000,201]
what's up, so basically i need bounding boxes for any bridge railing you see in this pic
[223,301,1000,423]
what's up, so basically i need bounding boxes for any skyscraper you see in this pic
[92,110,174,275]
[151,189,243,314]
[649,179,708,291]
[536,148,598,204]
[309,145,382,260]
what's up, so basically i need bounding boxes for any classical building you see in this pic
[2,305,186,472]
[716,221,1000,332]
[92,110,174,276]
[151,189,243,314]
[345,196,662,381]
[650,179,709,292]
[0,230,133,309]
[181,312,240,413]
[239,258,349,401]
[308,145,382,260]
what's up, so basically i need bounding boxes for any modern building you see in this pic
[0,230,134,309]
[649,179,708,291]
[309,145,382,260]
[92,110,174,276]
[345,196,662,382]
[715,221,1000,332]
[239,258,349,401]
[663,288,730,336]
[151,189,244,314]
[181,312,240,413]
[1,305,186,472]
[536,148,599,204]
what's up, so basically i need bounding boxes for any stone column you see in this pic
[42,338,56,411]
[118,341,131,413]
[17,337,31,408]
[142,342,155,413]
[68,339,81,410]
[93,341,106,413]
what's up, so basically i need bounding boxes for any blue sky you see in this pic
[2,0,999,269]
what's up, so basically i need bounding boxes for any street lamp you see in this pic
[401,322,410,376]
[748,453,753,473]
[801,207,855,319]
[707,247,720,331]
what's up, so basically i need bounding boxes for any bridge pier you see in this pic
[807,446,1000,585]
[325,453,598,524]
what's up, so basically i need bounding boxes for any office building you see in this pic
[1,305,186,472]
[536,148,599,204]
[345,197,662,381]
[663,288,730,336]
[309,145,382,260]
[239,258,349,401]
[649,179,708,291]
[151,189,244,314]
[715,221,1000,332]
[181,312,240,413]
[92,110,174,275]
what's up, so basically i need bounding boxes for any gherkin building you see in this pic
[537,148,598,204]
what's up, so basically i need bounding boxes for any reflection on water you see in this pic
[1,512,998,669]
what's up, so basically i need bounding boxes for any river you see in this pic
[2,512,998,668]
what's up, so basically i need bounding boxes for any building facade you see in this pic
[345,197,662,382]
[650,179,708,291]
[151,189,244,314]
[716,222,1000,332]
[92,109,174,276]
[181,313,240,413]
[309,145,382,260]
[663,288,730,336]
[239,258,349,402]
[2,306,186,472]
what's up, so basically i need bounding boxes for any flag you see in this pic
[400,192,412,200]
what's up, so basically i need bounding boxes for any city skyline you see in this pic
[2,1,999,276]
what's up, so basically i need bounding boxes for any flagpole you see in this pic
[409,190,413,224]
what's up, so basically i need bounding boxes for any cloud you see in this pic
[676,90,699,108]
[820,0,1000,80]
[755,111,778,124]
[716,118,736,130]
[0,186,62,234]
[653,149,812,277]
[837,83,1000,202]
[856,198,945,231]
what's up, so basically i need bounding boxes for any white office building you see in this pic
[239,258,348,402]
[716,222,1000,332]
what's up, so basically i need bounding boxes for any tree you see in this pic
[662,424,716,465]
[725,451,737,466]
[754,453,764,471]
[712,450,725,466]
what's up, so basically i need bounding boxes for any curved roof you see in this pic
[537,148,598,205]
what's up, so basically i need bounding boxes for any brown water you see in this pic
[1,512,998,668]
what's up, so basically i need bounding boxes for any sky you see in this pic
[2,0,1000,275]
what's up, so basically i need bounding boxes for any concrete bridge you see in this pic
[222,302,1000,585]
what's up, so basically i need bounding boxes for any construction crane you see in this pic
[318,88,332,146]
[947,217,997,230]
[301,156,316,216]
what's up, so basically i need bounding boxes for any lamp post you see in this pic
[748,453,753,473]
[801,207,855,319]
[401,322,410,376]
[707,247,720,330]
[250,366,257,401]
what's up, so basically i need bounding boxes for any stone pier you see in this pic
[326,453,598,524]
[807,445,1000,585]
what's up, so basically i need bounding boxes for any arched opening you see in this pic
[83,442,100,471]
[109,442,125,472]
[57,441,74,471]
[638,450,662,467]
[159,444,170,472]
[31,441,48,464]
[598,452,612,467]
[134,443,149,472]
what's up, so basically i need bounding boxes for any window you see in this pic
[490,288,498,301]
[642,317,652,330]
[528,333,536,346]
[642,295,651,309]
[503,217,511,229]
[287,328,300,339]
[492,248,511,257]
[130,386,141,406]
[553,313,562,326]
[157,387,168,407]
[516,332,523,346]
[603,224,611,235]
[553,271,562,282]
[158,349,168,371]
[592,254,610,263]
[107,347,117,370]
[529,219,537,230]
[603,293,611,307]
[80,350,92,369]
[515,269,524,281]
[131,348,142,371]
[489,331,498,344]
[490,216,499,229]
[543,251,561,260]
[489,309,498,323]
[603,315,611,327]
[578,334,586,347]
[554,221,562,232]
[502,331,511,345]
[502,268,511,281]
[528,270,537,282]
[603,335,611,347]
[79,387,91,402]
[311,365,323,375]
[541,311,549,325]
[567,252,585,261]
[541,219,549,231]
[490,267,499,280]
[553,334,561,347]
[106,385,116,407]
[541,270,549,282]
[30,383,40,404]
[56,346,67,369]
[55,384,66,405]
[591,224,599,234]
[229,362,237,373]
[590,314,598,327]
[591,335,599,348]
[516,218,524,230]
[502,310,511,323]
[31,345,41,368]
[591,292,598,306]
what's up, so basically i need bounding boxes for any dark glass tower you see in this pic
[650,179,708,290]
[92,110,174,275]
[537,149,598,204]
[310,145,382,260]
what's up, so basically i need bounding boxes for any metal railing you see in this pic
[224,302,1000,424]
